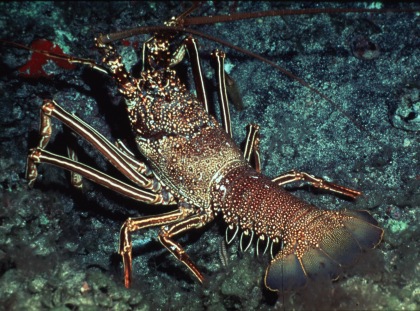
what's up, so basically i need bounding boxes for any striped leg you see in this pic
[211,49,232,137]
[184,36,210,113]
[26,148,170,204]
[272,170,361,199]
[184,38,243,132]
[158,213,208,284]
[119,205,209,288]
[243,123,261,173]
[119,206,195,288]
[31,99,160,192]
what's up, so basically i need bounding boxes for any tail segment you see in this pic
[264,210,383,292]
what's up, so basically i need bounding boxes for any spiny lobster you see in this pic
[11,3,386,293]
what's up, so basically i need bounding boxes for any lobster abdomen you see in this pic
[211,165,384,292]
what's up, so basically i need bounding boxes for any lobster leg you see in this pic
[242,123,359,200]
[33,99,159,191]
[272,169,361,199]
[26,148,169,204]
[119,207,195,288]
[184,36,210,113]
[243,123,261,173]
[66,145,83,189]
[184,39,241,133]
[211,49,232,137]
[165,38,234,137]
[158,213,209,284]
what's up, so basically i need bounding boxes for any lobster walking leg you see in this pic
[34,99,159,192]
[184,36,210,112]
[26,148,169,204]
[119,207,194,288]
[66,145,83,189]
[211,49,232,137]
[272,170,362,199]
[180,39,233,134]
[240,122,360,198]
[243,123,261,173]
[158,213,210,284]
[185,41,239,139]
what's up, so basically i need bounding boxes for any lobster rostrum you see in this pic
[19,4,385,292]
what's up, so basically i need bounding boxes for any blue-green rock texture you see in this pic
[0,2,419,310]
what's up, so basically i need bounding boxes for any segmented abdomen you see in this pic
[211,164,311,238]
[211,164,384,292]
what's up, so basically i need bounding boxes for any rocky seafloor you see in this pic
[0,2,419,310]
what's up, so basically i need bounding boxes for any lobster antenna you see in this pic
[174,1,203,23]
[182,7,419,26]
[0,39,110,75]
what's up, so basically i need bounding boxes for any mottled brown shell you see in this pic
[129,68,245,208]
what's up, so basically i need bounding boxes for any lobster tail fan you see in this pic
[265,245,343,292]
[317,222,363,266]
[341,210,384,249]
[264,209,384,292]
[264,252,307,291]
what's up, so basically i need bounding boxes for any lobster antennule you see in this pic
[264,210,384,292]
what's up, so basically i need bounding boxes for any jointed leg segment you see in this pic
[119,206,208,288]
[243,123,261,173]
[158,213,208,284]
[26,148,167,204]
[184,36,210,113]
[240,123,360,198]
[26,99,175,204]
[31,99,161,192]
[272,170,362,199]
[211,49,232,137]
